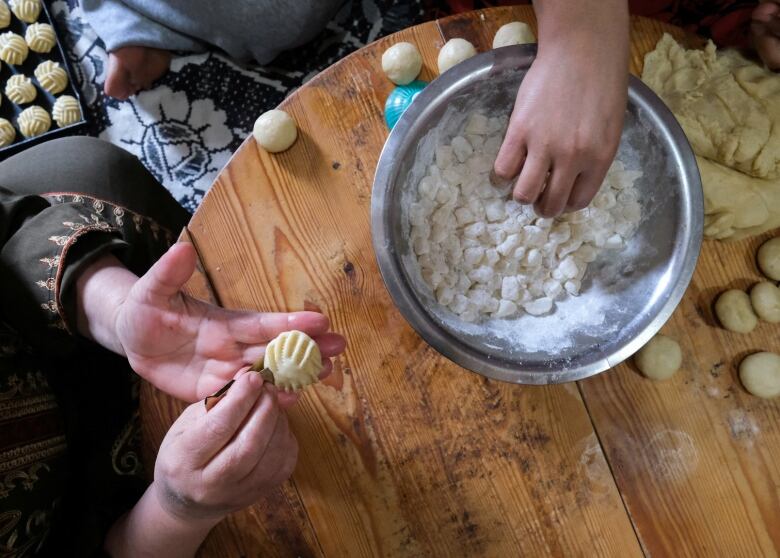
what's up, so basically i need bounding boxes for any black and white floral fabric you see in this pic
[51,0,424,212]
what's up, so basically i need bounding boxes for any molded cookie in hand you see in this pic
[260,330,322,392]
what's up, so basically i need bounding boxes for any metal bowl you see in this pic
[371,45,703,384]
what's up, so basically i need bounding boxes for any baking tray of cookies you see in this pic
[0,0,87,160]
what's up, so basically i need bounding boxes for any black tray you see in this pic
[0,0,88,160]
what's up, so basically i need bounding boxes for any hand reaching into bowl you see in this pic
[493,0,629,217]
[76,242,347,402]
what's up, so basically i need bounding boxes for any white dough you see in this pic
[750,281,780,323]
[263,330,322,391]
[437,38,477,74]
[739,352,780,399]
[714,289,757,333]
[634,334,682,381]
[757,237,780,280]
[382,42,422,85]
[408,111,643,322]
[492,21,536,48]
[253,109,297,153]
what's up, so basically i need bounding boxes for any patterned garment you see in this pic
[50,0,427,213]
[0,137,189,556]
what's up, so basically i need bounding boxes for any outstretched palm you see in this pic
[115,243,343,402]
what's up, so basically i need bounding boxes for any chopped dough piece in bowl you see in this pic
[739,352,780,398]
[634,334,682,380]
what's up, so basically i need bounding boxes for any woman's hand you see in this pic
[493,0,629,217]
[76,242,347,402]
[752,1,780,70]
[105,371,295,557]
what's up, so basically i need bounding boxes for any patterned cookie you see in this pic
[34,60,67,94]
[52,95,81,127]
[0,2,11,29]
[9,0,40,23]
[25,22,55,53]
[5,74,36,104]
[17,105,49,137]
[0,117,15,146]
[0,31,29,65]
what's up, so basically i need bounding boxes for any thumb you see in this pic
[135,242,198,300]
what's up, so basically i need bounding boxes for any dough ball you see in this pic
[0,118,15,147]
[5,74,36,104]
[25,22,55,53]
[10,0,40,23]
[0,2,11,29]
[34,60,68,94]
[492,21,536,48]
[739,352,780,399]
[715,289,758,333]
[437,38,477,74]
[52,95,81,127]
[634,334,682,380]
[253,109,297,153]
[17,105,50,137]
[0,31,29,65]
[262,330,322,392]
[757,237,780,280]
[382,42,422,85]
[750,281,780,323]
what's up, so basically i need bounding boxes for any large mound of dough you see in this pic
[642,34,780,240]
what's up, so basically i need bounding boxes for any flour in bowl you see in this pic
[408,111,643,322]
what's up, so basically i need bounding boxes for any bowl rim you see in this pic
[371,45,703,385]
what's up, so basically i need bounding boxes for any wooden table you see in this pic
[141,7,780,557]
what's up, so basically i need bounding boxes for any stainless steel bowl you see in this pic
[371,45,703,384]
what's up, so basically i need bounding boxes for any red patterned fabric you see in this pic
[427,0,759,47]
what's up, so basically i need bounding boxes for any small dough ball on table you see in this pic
[35,60,68,94]
[0,2,10,29]
[493,21,536,48]
[757,237,780,280]
[10,0,40,23]
[5,74,36,104]
[0,118,15,147]
[52,95,81,127]
[739,352,780,399]
[382,42,422,85]
[261,330,323,392]
[25,22,55,53]
[750,281,780,323]
[253,109,297,153]
[715,289,758,333]
[17,105,50,137]
[0,32,29,65]
[634,334,682,380]
[437,38,477,74]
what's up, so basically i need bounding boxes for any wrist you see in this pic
[152,478,227,527]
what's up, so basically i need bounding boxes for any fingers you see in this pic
[205,384,281,478]
[534,163,579,218]
[566,169,607,212]
[186,371,265,464]
[512,152,550,204]
[105,53,135,100]
[244,414,298,489]
[752,20,780,69]
[134,242,197,301]
[753,1,780,24]
[493,139,526,181]
[227,311,331,344]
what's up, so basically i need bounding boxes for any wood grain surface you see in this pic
[139,6,780,557]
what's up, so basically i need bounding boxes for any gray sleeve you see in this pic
[80,0,206,53]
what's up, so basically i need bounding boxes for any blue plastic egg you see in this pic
[384,80,428,131]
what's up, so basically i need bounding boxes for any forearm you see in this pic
[75,253,137,355]
[533,0,629,61]
[104,484,219,558]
